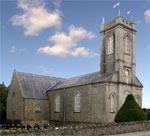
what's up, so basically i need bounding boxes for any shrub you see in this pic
[143,108,147,112]
[147,111,150,120]
[114,94,147,122]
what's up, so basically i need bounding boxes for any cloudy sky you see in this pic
[0,0,150,108]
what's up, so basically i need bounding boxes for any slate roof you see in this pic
[47,71,113,91]
[16,71,113,99]
[16,72,66,99]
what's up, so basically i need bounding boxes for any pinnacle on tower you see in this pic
[131,16,134,23]
[102,17,105,24]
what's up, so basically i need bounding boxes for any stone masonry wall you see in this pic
[1,121,150,136]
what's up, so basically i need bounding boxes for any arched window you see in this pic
[35,104,40,112]
[135,95,141,105]
[107,35,114,55]
[110,94,115,113]
[124,34,130,54]
[74,93,80,112]
[12,93,16,111]
[55,94,60,112]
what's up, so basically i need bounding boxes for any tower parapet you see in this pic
[101,13,135,32]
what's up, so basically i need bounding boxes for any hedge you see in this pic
[115,94,147,122]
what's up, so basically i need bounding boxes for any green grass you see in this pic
[0,129,10,132]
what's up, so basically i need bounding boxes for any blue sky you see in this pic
[0,0,150,108]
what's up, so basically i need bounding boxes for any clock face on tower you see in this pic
[125,70,129,76]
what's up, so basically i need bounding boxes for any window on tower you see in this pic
[107,35,114,55]
[124,35,130,54]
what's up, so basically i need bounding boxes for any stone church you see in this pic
[7,12,143,125]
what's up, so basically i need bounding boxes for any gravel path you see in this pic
[105,131,150,136]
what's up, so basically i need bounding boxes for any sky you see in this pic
[0,0,150,108]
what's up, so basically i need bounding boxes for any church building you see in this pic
[7,12,143,125]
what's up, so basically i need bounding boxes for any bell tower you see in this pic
[100,11,136,83]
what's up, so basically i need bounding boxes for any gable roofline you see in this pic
[14,70,25,98]
[16,71,66,80]
[135,76,143,88]
[15,70,66,99]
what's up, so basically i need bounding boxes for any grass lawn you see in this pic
[0,129,10,132]
[0,129,17,132]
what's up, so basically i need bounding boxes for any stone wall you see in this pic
[23,98,49,125]
[48,85,93,123]
[1,121,150,136]
[47,83,107,123]
[7,71,24,122]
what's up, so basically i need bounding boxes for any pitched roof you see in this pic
[16,71,112,99]
[16,71,66,99]
[47,71,113,91]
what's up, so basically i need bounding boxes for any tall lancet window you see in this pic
[55,94,60,112]
[124,35,130,54]
[74,93,80,112]
[107,35,114,55]
[110,94,115,113]
[12,93,16,111]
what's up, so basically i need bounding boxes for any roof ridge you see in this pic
[68,71,100,80]
[16,71,66,80]
[47,72,113,91]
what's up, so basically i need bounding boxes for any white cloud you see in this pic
[71,47,89,57]
[11,0,61,36]
[10,46,17,53]
[37,25,97,57]
[144,9,150,23]
[69,25,95,42]
[40,66,53,74]
[53,0,61,8]
[10,46,27,53]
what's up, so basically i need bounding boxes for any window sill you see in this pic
[124,53,130,56]
[55,111,60,113]
[107,53,114,56]
[35,111,41,113]
[74,111,81,113]
[110,112,115,113]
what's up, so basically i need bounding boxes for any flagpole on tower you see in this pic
[118,9,121,16]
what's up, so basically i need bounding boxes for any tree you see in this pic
[147,111,150,120]
[143,108,150,120]
[114,94,147,122]
[0,83,9,124]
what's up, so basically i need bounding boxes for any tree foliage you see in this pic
[0,82,9,123]
[114,94,147,122]
[143,108,150,120]
[147,111,150,120]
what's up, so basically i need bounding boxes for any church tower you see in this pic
[100,11,136,84]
